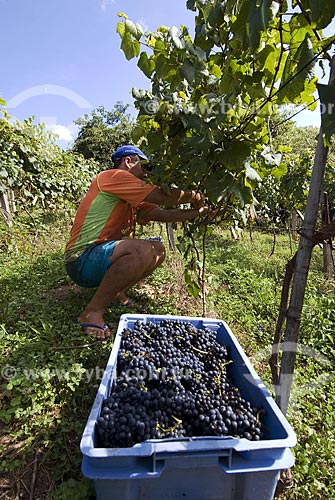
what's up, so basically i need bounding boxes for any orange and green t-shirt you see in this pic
[64,169,158,263]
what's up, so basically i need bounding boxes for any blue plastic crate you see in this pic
[81,314,296,500]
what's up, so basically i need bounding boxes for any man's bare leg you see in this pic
[114,241,166,304]
[79,239,165,338]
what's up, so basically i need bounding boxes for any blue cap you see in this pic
[112,145,151,162]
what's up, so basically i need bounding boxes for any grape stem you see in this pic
[156,415,183,433]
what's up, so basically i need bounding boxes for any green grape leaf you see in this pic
[124,19,142,40]
[131,124,146,143]
[180,59,196,84]
[219,141,252,169]
[138,52,156,78]
[207,3,225,28]
[232,183,253,206]
[120,32,140,60]
[204,172,236,203]
[271,162,288,181]
[170,26,185,49]
[298,0,335,29]
[186,0,197,11]
[317,83,335,142]
[116,21,126,38]
[279,35,315,102]
[246,0,273,51]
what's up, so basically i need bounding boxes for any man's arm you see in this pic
[139,206,207,223]
[144,186,204,208]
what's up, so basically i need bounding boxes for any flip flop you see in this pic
[80,322,110,340]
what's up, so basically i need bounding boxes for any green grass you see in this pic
[0,216,334,499]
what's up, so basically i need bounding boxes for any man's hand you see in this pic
[190,191,205,209]
[197,205,219,221]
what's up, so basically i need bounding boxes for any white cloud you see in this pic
[100,0,115,11]
[47,124,73,141]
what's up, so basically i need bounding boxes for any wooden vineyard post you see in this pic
[322,192,334,279]
[0,191,13,227]
[275,56,335,415]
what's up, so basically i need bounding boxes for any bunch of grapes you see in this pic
[96,319,264,448]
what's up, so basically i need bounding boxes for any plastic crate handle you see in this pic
[82,451,234,480]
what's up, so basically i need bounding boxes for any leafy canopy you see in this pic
[117,0,335,214]
[116,1,335,298]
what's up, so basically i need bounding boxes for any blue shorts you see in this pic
[65,241,118,288]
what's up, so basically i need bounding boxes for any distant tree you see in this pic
[282,123,334,215]
[253,119,313,225]
[72,103,133,167]
[253,114,335,227]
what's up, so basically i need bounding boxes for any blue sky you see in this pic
[2,0,195,146]
[1,0,330,147]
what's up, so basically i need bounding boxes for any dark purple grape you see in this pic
[96,319,265,447]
